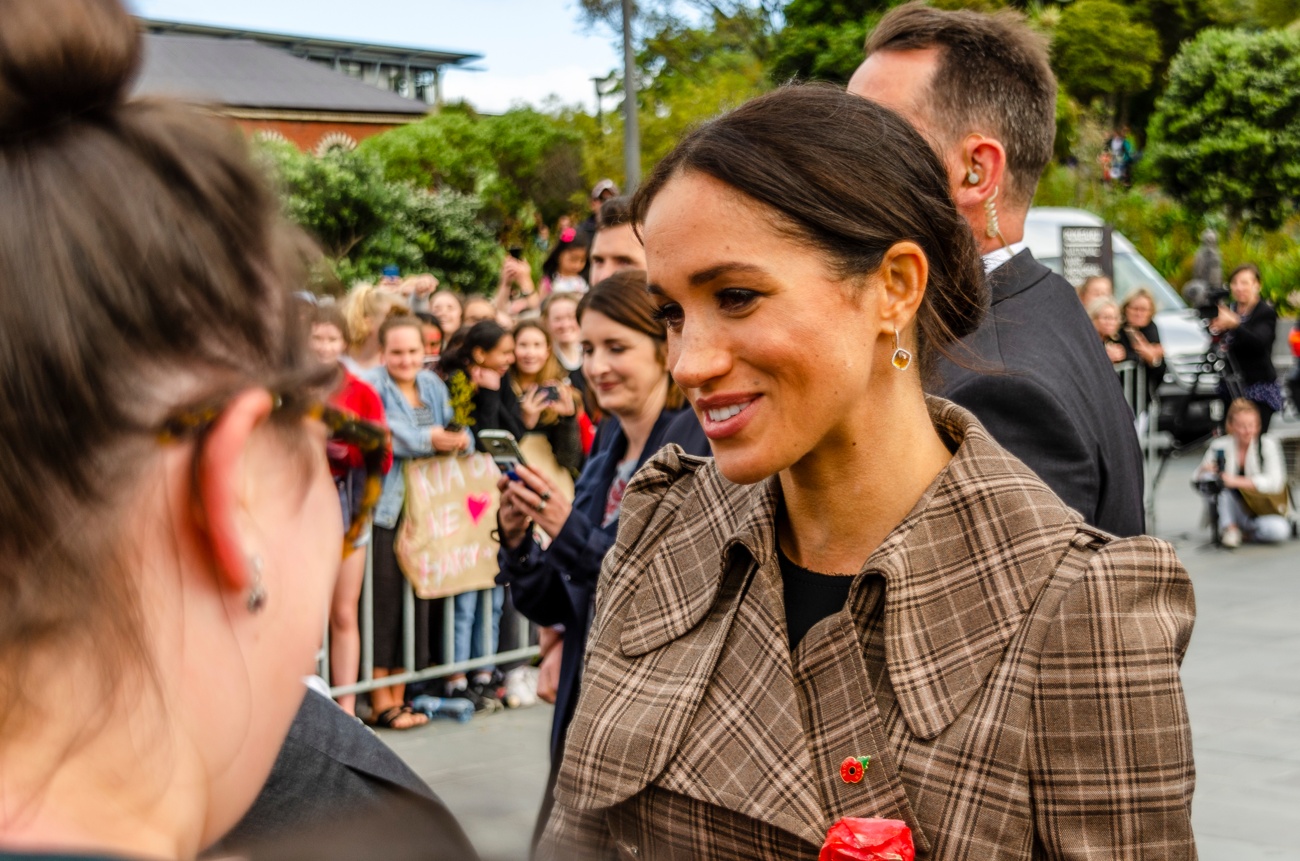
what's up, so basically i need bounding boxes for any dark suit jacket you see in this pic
[936,250,1145,536]
[211,689,479,860]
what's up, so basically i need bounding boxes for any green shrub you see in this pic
[255,138,499,294]
[1146,27,1300,231]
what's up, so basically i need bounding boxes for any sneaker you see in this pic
[467,675,504,714]
[1222,525,1242,548]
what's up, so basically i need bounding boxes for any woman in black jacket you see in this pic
[1214,263,1282,432]
[494,271,710,844]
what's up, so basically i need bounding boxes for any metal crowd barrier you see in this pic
[1113,360,1161,530]
[320,546,539,698]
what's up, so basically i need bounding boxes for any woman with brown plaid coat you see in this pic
[537,85,1196,861]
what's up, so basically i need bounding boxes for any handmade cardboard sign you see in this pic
[395,453,503,599]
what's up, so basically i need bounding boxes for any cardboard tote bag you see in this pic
[395,452,502,599]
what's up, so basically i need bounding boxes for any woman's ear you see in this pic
[471,346,486,366]
[195,389,274,596]
[877,241,928,337]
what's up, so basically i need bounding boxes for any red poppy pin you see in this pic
[839,755,870,784]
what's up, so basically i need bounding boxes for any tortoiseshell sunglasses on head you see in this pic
[158,393,390,558]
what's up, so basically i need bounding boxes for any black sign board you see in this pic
[1060,225,1114,287]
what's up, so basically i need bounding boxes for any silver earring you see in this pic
[984,185,1002,240]
[246,555,267,614]
[891,329,912,371]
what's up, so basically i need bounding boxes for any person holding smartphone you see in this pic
[495,270,711,846]
[507,319,583,476]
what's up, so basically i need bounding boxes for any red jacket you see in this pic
[328,367,393,478]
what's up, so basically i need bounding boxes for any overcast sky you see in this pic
[129,0,623,113]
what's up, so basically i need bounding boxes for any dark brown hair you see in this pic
[378,314,426,349]
[512,319,566,385]
[596,195,634,231]
[310,303,352,344]
[1229,263,1261,284]
[631,84,986,381]
[866,1,1056,208]
[0,0,328,717]
[438,319,510,378]
[578,270,686,410]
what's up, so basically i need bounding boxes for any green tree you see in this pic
[1051,0,1161,114]
[635,9,772,168]
[769,0,888,84]
[359,107,584,239]
[1145,27,1300,230]
[1254,0,1300,27]
[255,139,499,291]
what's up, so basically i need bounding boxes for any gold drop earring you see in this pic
[891,329,912,371]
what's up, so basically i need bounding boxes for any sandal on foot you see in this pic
[369,705,429,730]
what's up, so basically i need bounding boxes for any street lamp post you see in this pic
[621,0,640,191]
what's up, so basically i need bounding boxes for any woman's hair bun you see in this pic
[0,0,141,139]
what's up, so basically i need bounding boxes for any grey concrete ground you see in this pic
[380,415,1300,861]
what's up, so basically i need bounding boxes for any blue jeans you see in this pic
[454,587,505,666]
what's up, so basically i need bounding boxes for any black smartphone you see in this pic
[477,429,529,471]
[538,385,561,403]
[508,246,524,260]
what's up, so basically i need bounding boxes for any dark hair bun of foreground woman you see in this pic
[0,0,141,137]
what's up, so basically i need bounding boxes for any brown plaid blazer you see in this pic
[538,399,1196,861]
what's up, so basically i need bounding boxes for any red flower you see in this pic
[839,756,865,784]
[819,818,915,861]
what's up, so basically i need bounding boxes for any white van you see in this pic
[1024,207,1220,443]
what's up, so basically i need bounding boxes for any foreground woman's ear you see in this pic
[876,240,929,338]
[195,388,275,601]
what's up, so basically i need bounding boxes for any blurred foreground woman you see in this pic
[538,85,1196,860]
[0,2,471,858]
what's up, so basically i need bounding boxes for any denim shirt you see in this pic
[363,367,473,529]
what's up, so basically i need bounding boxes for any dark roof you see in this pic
[140,18,481,71]
[134,33,431,115]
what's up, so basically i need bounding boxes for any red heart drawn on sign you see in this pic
[466,493,491,526]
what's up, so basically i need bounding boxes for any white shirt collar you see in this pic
[981,240,1029,274]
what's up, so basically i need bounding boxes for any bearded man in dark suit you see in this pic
[848,2,1145,537]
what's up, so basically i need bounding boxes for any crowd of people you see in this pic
[4,0,1296,860]
[291,185,674,730]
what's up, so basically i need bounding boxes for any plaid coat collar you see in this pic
[615,397,1080,741]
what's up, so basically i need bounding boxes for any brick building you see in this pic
[133,20,481,152]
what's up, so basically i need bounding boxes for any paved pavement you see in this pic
[380,415,1300,861]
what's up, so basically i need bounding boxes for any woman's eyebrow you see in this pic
[648,262,768,296]
[689,262,766,286]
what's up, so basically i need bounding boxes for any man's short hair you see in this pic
[596,195,634,231]
[866,2,1056,207]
